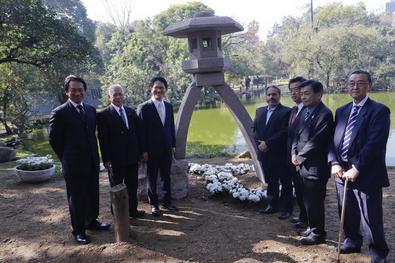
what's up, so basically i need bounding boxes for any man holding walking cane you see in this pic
[328,70,390,262]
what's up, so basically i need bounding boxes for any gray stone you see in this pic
[0,146,16,163]
[137,162,148,201]
[137,159,189,201]
[237,151,251,159]
[165,159,189,199]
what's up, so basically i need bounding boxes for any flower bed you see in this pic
[188,163,266,202]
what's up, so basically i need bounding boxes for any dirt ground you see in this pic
[0,157,393,263]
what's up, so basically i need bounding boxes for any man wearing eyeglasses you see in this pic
[328,70,390,262]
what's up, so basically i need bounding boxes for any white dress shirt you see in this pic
[68,98,84,113]
[111,103,129,129]
[151,97,166,125]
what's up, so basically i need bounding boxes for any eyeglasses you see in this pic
[348,81,369,87]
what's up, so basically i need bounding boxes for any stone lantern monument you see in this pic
[164,12,265,183]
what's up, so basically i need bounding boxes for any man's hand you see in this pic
[291,154,299,166]
[104,161,112,172]
[343,166,359,182]
[258,141,268,152]
[331,164,344,178]
[172,147,176,156]
[142,152,148,161]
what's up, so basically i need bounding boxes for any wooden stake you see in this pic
[110,183,130,242]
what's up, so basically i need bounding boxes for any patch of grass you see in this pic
[17,128,56,157]
[187,142,234,158]
[6,128,237,161]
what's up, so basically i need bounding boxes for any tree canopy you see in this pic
[0,0,101,134]
[0,0,394,135]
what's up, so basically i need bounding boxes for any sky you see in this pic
[81,0,389,39]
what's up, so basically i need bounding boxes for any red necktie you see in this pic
[290,107,298,125]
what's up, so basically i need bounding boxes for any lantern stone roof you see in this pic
[163,14,244,38]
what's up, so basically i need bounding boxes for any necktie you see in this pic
[303,109,310,122]
[340,105,361,161]
[76,105,85,119]
[119,108,128,128]
[266,108,274,124]
[290,107,298,125]
[158,102,165,125]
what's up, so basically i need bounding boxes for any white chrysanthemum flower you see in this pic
[248,194,260,202]
[232,192,240,198]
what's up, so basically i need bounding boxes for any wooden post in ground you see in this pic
[110,183,129,242]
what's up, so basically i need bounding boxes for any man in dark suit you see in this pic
[291,80,333,245]
[97,84,145,218]
[286,77,308,228]
[137,77,177,217]
[328,70,390,262]
[49,75,110,245]
[253,85,292,219]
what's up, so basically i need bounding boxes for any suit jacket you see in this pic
[292,101,333,180]
[137,100,176,159]
[97,105,142,166]
[328,98,390,191]
[49,101,100,178]
[253,103,291,165]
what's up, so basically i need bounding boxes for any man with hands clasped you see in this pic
[291,80,333,246]
[253,85,292,219]
[97,84,145,219]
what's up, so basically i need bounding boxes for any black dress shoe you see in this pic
[290,217,300,224]
[86,220,111,231]
[74,233,90,245]
[259,205,278,214]
[293,221,308,230]
[300,234,326,245]
[278,211,291,220]
[151,206,161,217]
[296,227,311,237]
[129,210,146,218]
[339,245,361,254]
[162,203,179,211]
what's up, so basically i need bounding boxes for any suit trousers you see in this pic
[147,150,172,206]
[64,162,99,235]
[110,163,139,213]
[262,161,293,212]
[301,176,327,237]
[336,181,389,262]
[288,164,307,223]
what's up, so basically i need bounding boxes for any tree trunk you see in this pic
[1,96,12,135]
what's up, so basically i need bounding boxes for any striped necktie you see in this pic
[340,105,361,161]
[76,105,85,119]
[119,108,128,129]
[303,109,310,122]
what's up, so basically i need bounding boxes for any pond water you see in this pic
[186,92,395,166]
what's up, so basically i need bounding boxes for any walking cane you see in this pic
[337,178,349,263]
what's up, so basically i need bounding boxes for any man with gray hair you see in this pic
[97,84,145,218]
